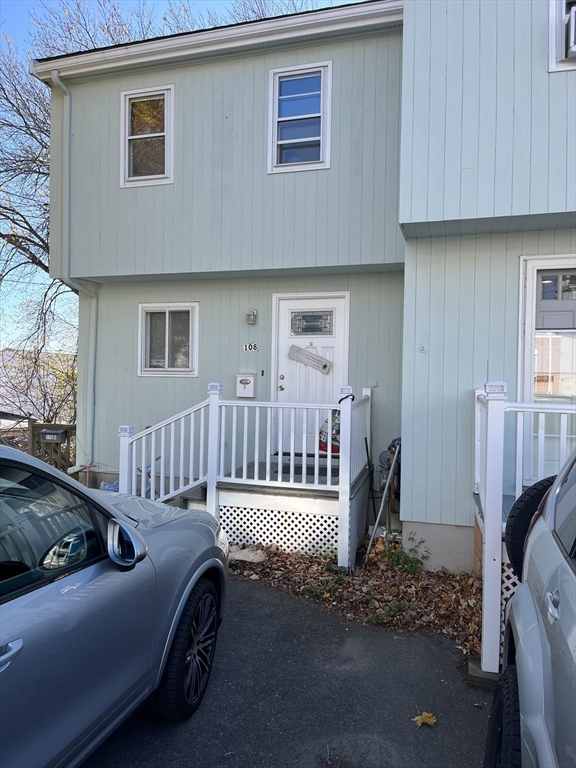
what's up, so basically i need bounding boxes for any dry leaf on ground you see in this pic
[412,711,438,728]
[228,543,482,656]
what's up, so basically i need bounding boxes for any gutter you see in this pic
[50,70,99,474]
[30,0,402,82]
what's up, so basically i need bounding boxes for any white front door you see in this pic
[272,293,349,452]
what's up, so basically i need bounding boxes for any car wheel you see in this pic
[504,475,556,579]
[152,578,219,721]
[483,665,521,768]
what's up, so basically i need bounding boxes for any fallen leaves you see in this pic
[228,541,483,657]
[412,711,437,728]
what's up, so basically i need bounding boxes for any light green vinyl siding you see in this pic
[401,227,576,529]
[54,33,403,283]
[400,0,576,228]
[77,273,403,470]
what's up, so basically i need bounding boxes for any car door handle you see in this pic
[0,638,24,672]
[546,591,560,621]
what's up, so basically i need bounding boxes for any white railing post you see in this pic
[206,383,223,518]
[118,425,135,494]
[362,387,372,451]
[338,386,354,568]
[481,381,507,673]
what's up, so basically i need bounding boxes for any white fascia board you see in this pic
[30,0,402,82]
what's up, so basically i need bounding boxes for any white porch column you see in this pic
[118,425,135,494]
[206,383,223,518]
[481,381,507,673]
[337,386,354,568]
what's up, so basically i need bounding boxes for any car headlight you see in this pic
[217,525,229,559]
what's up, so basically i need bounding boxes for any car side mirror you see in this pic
[107,519,148,570]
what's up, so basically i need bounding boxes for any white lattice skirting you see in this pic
[219,505,339,556]
[500,560,520,656]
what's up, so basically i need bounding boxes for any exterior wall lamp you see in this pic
[246,308,258,325]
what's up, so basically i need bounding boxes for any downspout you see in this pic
[50,70,99,474]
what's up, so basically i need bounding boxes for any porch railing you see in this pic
[474,381,576,672]
[119,384,371,567]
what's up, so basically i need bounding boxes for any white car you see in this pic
[484,449,576,768]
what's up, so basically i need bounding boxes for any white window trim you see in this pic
[518,254,576,403]
[267,61,332,174]
[138,302,199,377]
[120,85,175,188]
[549,0,576,71]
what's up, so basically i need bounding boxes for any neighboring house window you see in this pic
[121,86,174,186]
[550,0,576,70]
[268,62,332,174]
[139,304,198,376]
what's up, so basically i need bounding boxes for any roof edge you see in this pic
[30,0,402,83]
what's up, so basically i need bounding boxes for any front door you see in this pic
[273,293,349,452]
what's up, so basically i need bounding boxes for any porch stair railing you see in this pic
[474,381,576,673]
[119,384,372,567]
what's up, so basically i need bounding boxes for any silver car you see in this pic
[0,446,228,768]
[484,448,576,768]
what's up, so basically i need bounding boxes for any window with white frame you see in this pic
[121,86,174,186]
[139,303,198,376]
[550,0,576,70]
[268,62,332,173]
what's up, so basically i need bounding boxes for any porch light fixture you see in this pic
[246,308,258,325]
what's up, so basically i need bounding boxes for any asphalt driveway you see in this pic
[84,579,492,768]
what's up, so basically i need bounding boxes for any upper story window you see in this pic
[550,0,576,71]
[138,303,198,376]
[121,86,174,187]
[268,62,332,174]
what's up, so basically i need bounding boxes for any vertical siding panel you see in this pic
[410,0,432,222]
[427,0,447,222]
[476,0,497,219]
[460,0,480,220]
[511,2,532,215]
[360,39,376,264]
[494,0,515,217]
[439,238,461,525]
[201,66,214,272]
[530,4,551,214]
[383,35,401,263]
[425,239,446,522]
[240,57,255,269]
[547,74,568,212]
[398,0,416,224]
[443,0,464,220]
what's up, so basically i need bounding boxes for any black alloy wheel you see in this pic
[153,578,219,721]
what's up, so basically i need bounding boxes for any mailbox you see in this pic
[39,428,67,444]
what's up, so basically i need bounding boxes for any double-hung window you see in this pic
[550,0,576,70]
[139,303,198,376]
[121,86,174,186]
[268,62,332,173]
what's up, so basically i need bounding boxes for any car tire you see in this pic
[483,665,521,768]
[504,475,556,579]
[152,577,219,721]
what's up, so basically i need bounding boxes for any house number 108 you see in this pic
[243,343,258,351]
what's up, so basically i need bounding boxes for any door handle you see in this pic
[278,385,285,391]
[0,638,24,672]
[546,591,560,621]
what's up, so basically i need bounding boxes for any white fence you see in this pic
[474,381,576,672]
[119,384,372,567]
